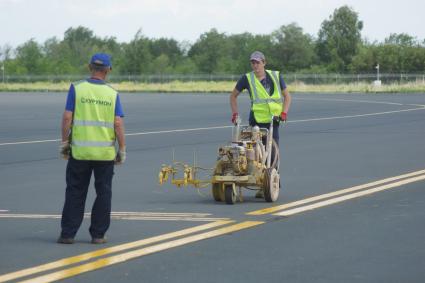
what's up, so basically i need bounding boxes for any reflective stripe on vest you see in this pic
[247,70,283,123]
[71,81,117,161]
[72,141,116,147]
[73,120,114,129]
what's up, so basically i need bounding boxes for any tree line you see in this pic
[1,6,424,76]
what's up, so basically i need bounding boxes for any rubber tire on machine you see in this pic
[212,183,222,202]
[264,168,280,202]
[224,184,237,205]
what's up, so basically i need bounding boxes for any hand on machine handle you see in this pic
[115,147,127,165]
[280,112,287,122]
[59,141,70,160]
[231,112,239,125]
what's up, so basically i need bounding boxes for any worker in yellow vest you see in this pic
[230,51,291,197]
[57,53,126,244]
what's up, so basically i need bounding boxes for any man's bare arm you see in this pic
[61,110,73,142]
[114,116,126,150]
[230,88,240,114]
[282,88,291,114]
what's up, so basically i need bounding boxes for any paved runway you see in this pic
[1,92,425,282]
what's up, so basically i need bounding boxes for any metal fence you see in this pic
[1,73,425,84]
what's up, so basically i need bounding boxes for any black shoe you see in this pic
[57,237,74,244]
[91,237,107,244]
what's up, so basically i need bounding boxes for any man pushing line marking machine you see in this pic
[158,51,291,204]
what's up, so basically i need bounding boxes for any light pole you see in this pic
[1,63,4,84]
[376,63,380,81]
[374,63,381,86]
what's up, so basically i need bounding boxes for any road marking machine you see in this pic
[158,117,281,204]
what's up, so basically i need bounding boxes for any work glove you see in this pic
[231,112,239,125]
[280,112,287,122]
[59,141,70,160]
[115,147,126,165]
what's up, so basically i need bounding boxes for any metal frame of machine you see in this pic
[158,117,281,204]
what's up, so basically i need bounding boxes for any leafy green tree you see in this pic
[151,54,170,74]
[376,34,425,72]
[223,33,274,74]
[0,44,13,76]
[271,23,316,72]
[62,26,99,73]
[385,33,417,46]
[188,29,229,73]
[14,39,47,74]
[349,44,377,73]
[173,58,198,74]
[149,38,183,69]
[121,30,152,74]
[43,37,75,74]
[317,6,363,72]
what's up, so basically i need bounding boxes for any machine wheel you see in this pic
[212,183,222,202]
[263,168,280,202]
[224,184,236,205]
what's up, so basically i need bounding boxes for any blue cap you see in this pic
[90,53,112,68]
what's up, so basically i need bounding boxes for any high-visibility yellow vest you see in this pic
[71,80,117,160]
[246,70,283,123]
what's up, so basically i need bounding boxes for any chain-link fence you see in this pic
[1,73,425,84]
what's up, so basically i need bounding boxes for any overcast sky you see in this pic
[1,0,424,48]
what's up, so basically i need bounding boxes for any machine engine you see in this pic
[216,145,248,176]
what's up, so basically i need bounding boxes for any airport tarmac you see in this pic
[1,91,425,283]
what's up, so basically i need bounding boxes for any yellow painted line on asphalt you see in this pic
[247,169,425,216]
[17,221,263,283]
[274,174,425,217]
[0,220,233,283]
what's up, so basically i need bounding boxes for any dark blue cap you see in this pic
[90,53,112,68]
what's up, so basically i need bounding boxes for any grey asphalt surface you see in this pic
[0,91,425,282]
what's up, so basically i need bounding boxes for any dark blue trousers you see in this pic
[248,111,280,144]
[60,157,114,239]
[249,112,280,169]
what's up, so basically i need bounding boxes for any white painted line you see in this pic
[0,139,60,146]
[0,210,9,212]
[287,107,425,123]
[295,97,405,106]
[125,125,233,137]
[108,211,211,217]
[0,212,228,222]
[274,174,425,217]
[1,105,424,147]
[110,211,212,216]
[247,168,425,215]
